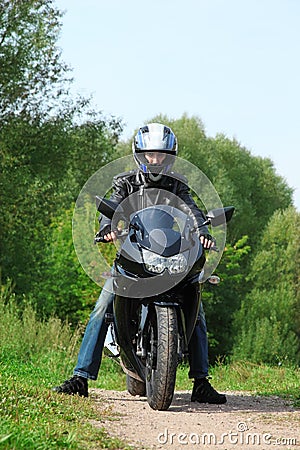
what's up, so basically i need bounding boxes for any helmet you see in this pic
[132,123,177,181]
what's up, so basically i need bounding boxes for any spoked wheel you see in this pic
[126,374,146,396]
[145,305,178,410]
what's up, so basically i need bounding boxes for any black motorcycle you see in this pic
[95,196,234,410]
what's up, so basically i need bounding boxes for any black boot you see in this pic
[191,378,226,404]
[52,375,88,397]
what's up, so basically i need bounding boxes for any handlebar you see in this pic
[94,229,129,244]
[94,229,219,252]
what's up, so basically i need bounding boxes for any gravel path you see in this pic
[90,389,300,449]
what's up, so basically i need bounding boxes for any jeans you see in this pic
[188,301,209,379]
[74,278,209,380]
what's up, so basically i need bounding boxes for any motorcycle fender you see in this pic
[114,295,145,382]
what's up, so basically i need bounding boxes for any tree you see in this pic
[32,206,100,323]
[0,111,122,296]
[203,236,251,361]
[205,134,293,244]
[0,0,123,300]
[232,207,300,365]
[0,0,69,118]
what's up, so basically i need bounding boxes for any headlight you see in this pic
[142,249,187,274]
[168,254,188,274]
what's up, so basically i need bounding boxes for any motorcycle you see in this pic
[95,196,234,410]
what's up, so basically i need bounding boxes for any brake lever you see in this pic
[118,229,129,238]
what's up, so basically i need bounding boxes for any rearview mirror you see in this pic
[95,196,124,220]
[206,206,235,227]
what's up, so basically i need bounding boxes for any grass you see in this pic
[210,360,300,399]
[0,284,130,449]
[0,356,128,449]
[175,360,300,404]
[0,360,134,450]
[95,357,300,405]
[0,282,299,448]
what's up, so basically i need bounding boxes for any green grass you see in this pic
[2,354,298,449]
[174,360,300,403]
[0,356,129,449]
[210,361,300,401]
[0,284,130,449]
[0,282,299,448]
[95,356,300,405]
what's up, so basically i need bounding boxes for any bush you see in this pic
[232,207,300,365]
[0,279,81,370]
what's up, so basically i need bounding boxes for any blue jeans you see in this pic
[188,301,209,379]
[74,278,209,380]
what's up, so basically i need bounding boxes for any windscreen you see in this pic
[130,205,192,257]
[130,205,190,234]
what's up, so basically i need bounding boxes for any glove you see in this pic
[199,233,216,249]
[199,232,214,241]
[94,225,112,243]
[96,225,111,239]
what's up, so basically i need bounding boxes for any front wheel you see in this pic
[145,305,178,411]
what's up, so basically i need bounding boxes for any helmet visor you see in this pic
[135,151,175,173]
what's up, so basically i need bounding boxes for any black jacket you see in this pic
[99,169,208,234]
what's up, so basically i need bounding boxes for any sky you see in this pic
[55,0,300,210]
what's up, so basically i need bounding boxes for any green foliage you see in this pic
[0,0,122,302]
[232,207,300,364]
[210,361,300,399]
[161,115,293,245]
[0,280,129,449]
[128,114,293,247]
[0,279,81,366]
[203,236,251,360]
[0,0,295,368]
[32,206,100,323]
[0,0,69,117]
[94,356,126,391]
[209,134,293,243]
[123,114,293,361]
[0,0,121,263]
[0,112,121,298]
[116,114,293,360]
[1,281,298,449]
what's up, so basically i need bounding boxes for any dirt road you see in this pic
[91,389,300,449]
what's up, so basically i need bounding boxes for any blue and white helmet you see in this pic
[133,123,177,181]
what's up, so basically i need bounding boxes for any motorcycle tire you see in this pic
[145,305,178,411]
[126,374,146,397]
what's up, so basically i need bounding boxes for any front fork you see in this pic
[138,302,188,369]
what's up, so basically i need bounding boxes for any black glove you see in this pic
[97,225,111,238]
[199,233,217,249]
[199,233,214,242]
[94,225,111,243]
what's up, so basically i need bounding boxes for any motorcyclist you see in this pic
[53,123,226,404]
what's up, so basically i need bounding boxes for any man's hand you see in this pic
[96,226,118,243]
[103,230,117,242]
[200,234,216,250]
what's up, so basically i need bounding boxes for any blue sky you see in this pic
[55,0,300,210]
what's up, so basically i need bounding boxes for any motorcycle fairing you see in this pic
[113,274,202,383]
